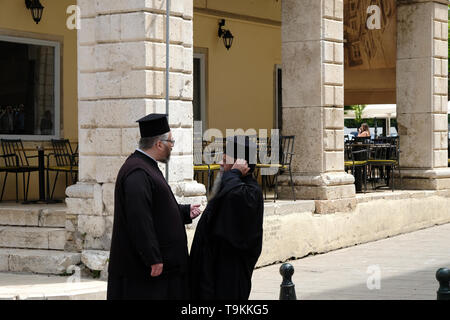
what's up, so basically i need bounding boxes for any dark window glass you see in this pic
[0,40,55,136]
[193,57,201,122]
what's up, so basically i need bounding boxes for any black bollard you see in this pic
[279,263,297,300]
[436,268,450,300]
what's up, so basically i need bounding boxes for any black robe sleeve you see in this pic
[178,204,192,224]
[211,169,263,252]
[123,170,162,268]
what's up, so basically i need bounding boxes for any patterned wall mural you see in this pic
[344,0,397,70]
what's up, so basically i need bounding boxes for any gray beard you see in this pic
[209,171,223,200]
[160,152,171,163]
[161,156,169,164]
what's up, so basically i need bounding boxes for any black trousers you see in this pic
[107,273,189,300]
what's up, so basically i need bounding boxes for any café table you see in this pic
[22,146,62,204]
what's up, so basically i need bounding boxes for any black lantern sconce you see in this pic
[218,19,234,50]
[25,0,44,24]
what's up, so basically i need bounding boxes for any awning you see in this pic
[344,103,450,119]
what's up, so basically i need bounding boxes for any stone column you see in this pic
[66,0,205,269]
[279,0,356,213]
[397,0,450,189]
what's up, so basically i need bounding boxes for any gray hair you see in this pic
[139,132,170,150]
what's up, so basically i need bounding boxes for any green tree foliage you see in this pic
[351,104,366,125]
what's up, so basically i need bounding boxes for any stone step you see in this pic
[0,226,66,250]
[0,248,81,275]
[0,205,66,228]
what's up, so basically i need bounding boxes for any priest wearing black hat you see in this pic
[189,135,264,300]
[107,114,202,300]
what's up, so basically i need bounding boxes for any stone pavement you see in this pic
[0,223,449,300]
[0,273,106,300]
[250,223,450,300]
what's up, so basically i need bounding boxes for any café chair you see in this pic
[46,139,78,200]
[368,144,395,191]
[344,144,369,193]
[193,138,220,196]
[256,135,296,202]
[0,139,39,202]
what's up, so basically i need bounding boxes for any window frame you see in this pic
[275,64,282,130]
[193,52,207,132]
[0,35,61,141]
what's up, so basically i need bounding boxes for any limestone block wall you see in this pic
[280,0,355,204]
[67,0,206,254]
[396,1,450,189]
[397,1,448,169]
[282,0,344,174]
[252,191,450,268]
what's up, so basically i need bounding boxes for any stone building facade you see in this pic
[66,0,449,273]
[66,0,207,256]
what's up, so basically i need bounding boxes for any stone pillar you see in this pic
[397,0,450,189]
[66,0,206,260]
[279,0,356,213]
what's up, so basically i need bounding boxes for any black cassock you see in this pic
[189,169,264,300]
[107,151,192,300]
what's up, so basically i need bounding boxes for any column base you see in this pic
[172,180,207,229]
[278,172,356,200]
[278,172,356,214]
[398,168,450,190]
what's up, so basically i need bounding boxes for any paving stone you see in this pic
[250,223,450,300]
[0,272,106,300]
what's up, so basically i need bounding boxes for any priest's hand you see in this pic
[232,159,250,176]
[151,263,163,277]
[190,204,201,219]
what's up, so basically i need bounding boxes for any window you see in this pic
[0,36,60,140]
[193,53,206,132]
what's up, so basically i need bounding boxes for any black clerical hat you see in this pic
[225,135,257,173]
[136,114,170,138]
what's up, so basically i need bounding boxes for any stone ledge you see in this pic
[263,200,315,217]
[355,190,439,203]
[255,193,450,267]
[399,168,450,179]
[400,177,450,190]
[314,197,357,214]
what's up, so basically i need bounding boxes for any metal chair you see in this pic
[344,143,370,193]
[0,139,39,202]
[46,139,78,200]
[368,143,397,191]
[254,137,273,199]
[256,135,296,201]
[193,137,220,196]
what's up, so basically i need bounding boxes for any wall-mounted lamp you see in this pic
[218,19,234,50]
[25,0,44,24]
